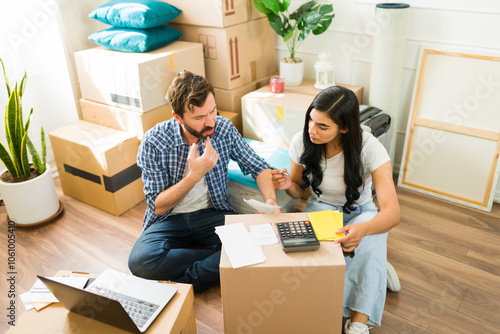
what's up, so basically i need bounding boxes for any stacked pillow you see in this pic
[88,0,182,53]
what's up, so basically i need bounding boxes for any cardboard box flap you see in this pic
[49,121,139,176]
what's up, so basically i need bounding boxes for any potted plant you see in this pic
[0,58,61,226]
[254,0,334,86]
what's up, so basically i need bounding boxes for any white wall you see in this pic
[0,1,80,174]
[281,0,500,202]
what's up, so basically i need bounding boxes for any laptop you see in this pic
[37,269,178,333]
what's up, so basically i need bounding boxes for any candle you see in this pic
[270,76,284,93]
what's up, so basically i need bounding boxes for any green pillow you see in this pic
[88,26,182,52]
[89,0,181,29]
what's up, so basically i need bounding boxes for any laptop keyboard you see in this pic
[88,285,160,328]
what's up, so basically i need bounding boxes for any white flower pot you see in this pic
[279,59,304,87]
[0,164,60,226]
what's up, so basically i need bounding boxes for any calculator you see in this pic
[276,221,320,253]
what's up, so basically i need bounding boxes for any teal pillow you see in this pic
[89,0,181,29]
[88,26,182,52]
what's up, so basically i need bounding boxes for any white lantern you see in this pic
[314,52,335,89]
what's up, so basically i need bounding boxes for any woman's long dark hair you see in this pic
[300,86,363,213]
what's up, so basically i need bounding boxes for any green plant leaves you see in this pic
[255,0,334,60]
[0,57,45,180]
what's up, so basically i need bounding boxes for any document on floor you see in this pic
[20,276,89,311]
[216,222,266,268]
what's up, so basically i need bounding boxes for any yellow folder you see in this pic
[307,210,344,241]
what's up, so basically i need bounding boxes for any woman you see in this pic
[272,86,400,334]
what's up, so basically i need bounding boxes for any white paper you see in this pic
[243,198,281,214]
[215,222,266,268]
[21,276,89,307]
[249,223,279,245]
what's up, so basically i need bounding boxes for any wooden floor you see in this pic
[1,177,500,334]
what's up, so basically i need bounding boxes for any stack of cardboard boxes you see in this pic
[49,0,277,216]
[166,0,277,132]
[49,41,205,216]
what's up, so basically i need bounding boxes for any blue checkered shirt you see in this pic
[137,116,270,232]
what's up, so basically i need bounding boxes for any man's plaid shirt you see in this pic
[137,116,270,232]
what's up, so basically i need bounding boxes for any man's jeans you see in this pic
[303,197,387,326]
[128,208,235,293]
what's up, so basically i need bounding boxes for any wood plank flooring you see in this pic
[1,178,499,334]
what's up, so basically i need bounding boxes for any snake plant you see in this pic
[0,58,46,181]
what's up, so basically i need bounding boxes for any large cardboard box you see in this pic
[49,121,144,216]
[220,213,345,334]
[166,0,252,27]
[7,271,196,334]
[241,81,365,148]
[80,99,173,140]
[75,41,205,113]
[169,18,276,91]
[241,86,315,148]
[284,78,364,105]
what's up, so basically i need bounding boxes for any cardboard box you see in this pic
[250,0,266,20]
[49,121,144,216]
[241,80,365,148]
[7,271,196,334]
[284,78,364,105]
[80,99,173,140]
[165,0,251,27]
[75,41,205,112]
[220,213,345,334]
[241,86,315,148]
[218,110,241,132]
[169,18,276,91]
[214,76,271,130]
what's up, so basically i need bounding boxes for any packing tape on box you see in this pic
[64,164,141,193]
[368,3,410,159]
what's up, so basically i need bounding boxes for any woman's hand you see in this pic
[271,168,291,190]
[334,223,368,252]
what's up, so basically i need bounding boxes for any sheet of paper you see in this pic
[243,198,280,213]
[249,223,279,245]
[20,276,89,310]
[216,222,266,268]
[307,210,344,241]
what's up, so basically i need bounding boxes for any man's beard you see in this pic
[184,120,216,140]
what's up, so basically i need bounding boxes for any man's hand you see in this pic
[187,137,218,181]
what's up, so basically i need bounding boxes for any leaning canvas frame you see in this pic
[398,46,500,211]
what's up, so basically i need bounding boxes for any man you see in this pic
[128,71,278,292]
